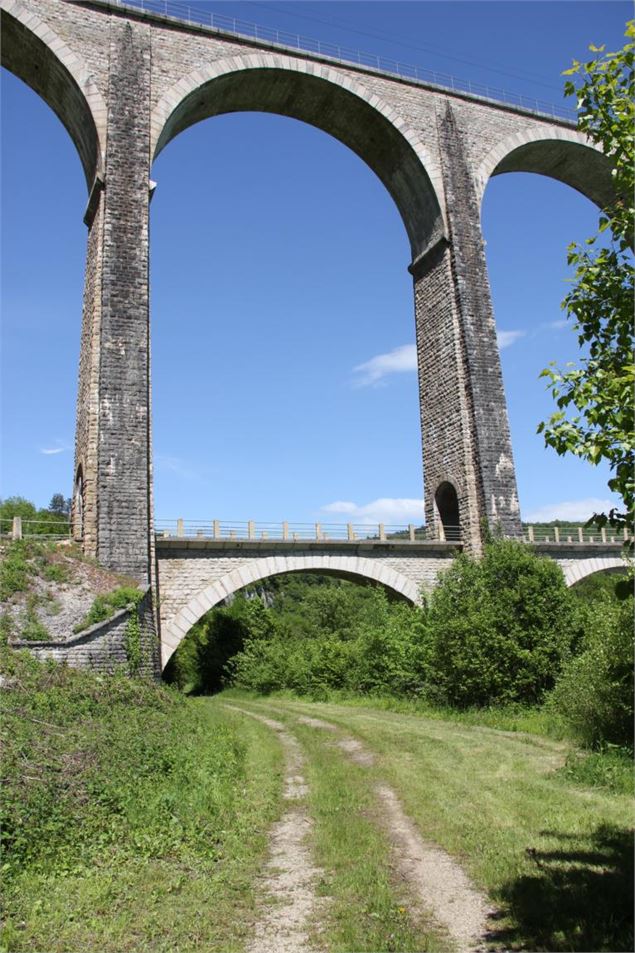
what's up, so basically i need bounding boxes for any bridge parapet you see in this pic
[154,519,461,544]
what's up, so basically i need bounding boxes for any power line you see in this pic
[242,0,565,93]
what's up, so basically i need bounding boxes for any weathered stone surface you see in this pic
[11,586,159,677]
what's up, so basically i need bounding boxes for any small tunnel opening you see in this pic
[435,481,461,541]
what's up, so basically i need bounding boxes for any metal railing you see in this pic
[523,524,631,545]
[0,517,72,540]
[109,0,576,122]
[154,519,459,543]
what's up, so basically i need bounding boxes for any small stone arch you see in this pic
[434,481,461,542]
[160,554,422,669]
[475,125,617,212]
[0,0,106,189]
[72,466,84,542]
[150,52,446,261]
[561,556,629,588]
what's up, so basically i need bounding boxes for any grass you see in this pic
[227,698,448,952]
[240,694,634,952]
[0,651,285,953]
[72,586,144,633]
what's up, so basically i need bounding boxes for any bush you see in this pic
[426,539,575,707]
[547,592,634,749]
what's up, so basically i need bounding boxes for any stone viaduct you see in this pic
[1,0,627,672]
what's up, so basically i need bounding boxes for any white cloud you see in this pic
[353,343,417,387]
[40,443,69,455]
[322,497,425,526]
[524,497,618,523]
[155,454,202,482]
[497,329,526,350]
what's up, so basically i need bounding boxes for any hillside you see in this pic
[0,539,137,644]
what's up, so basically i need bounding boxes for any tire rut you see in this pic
[222,705,325,953]
[294,709,496,953]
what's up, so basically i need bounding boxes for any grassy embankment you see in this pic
[0,649,283,953]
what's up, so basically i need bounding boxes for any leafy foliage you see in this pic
[547,589,634,749]
[538,22,635,531]
[425,540,575,707]
[0,496,70,535]
[0,648,282,953]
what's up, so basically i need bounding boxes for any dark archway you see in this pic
[434,482,461,542]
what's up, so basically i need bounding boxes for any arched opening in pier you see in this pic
[434,482,461,542]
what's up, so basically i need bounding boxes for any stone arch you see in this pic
[434,481,461,542]
[561,556,628,588]
[150,52,446,261]
[0,0,106,188]
[475,125,617,211]
[160,554,421,668]
[72,465,84,542]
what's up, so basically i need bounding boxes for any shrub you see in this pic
[547,592,634,749]
[426,539,575,707]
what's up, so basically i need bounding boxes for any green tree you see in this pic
[48,494,71,516]
[426,540,575,707]
[538,22,634,532]
[0,497,38,525]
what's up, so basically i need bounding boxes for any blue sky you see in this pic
[0,1,630,526]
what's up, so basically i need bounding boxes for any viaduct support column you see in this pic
[413,103,522,552]
[73,18,153,584]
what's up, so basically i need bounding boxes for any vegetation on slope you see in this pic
[0,648,283,953]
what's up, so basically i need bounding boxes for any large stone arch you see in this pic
[0,0,106,189]
[560,556,628,588]
[475,125,616,211]
[160,554,421,669]
[150,52,445,262]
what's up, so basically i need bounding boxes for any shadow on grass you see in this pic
[488,823,634,952]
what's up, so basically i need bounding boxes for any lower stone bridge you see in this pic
[155,520,629,670]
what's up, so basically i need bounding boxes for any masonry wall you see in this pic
[157,545,458,627]
[11,586,159,677]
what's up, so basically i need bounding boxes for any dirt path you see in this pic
[223,706,325,953]
[295,710,495,953]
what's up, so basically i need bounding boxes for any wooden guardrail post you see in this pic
[12,516,22,541]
